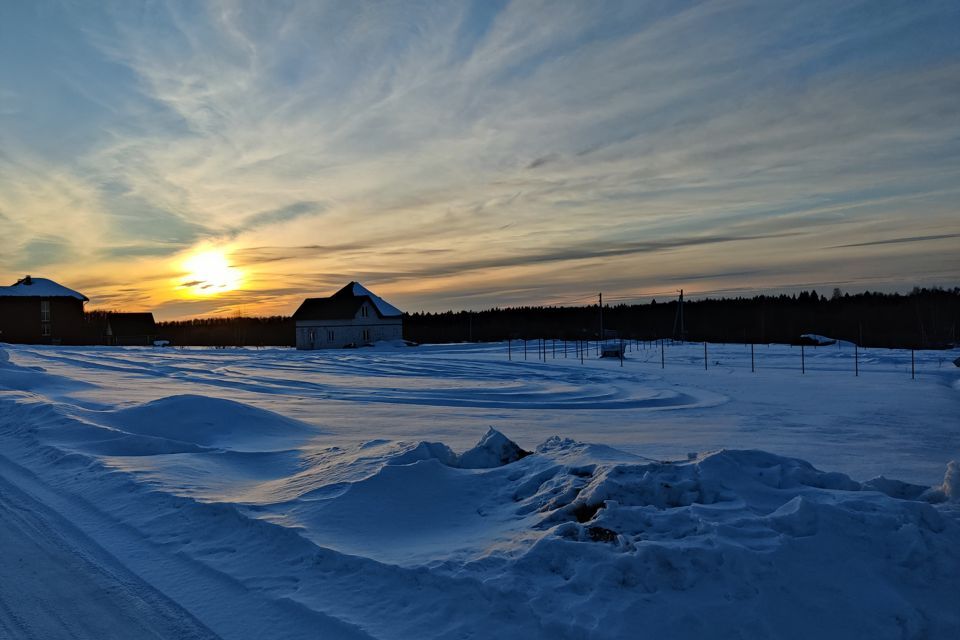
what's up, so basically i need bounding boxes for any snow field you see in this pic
[0,342,958,638]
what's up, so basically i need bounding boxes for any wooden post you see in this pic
[508,338,511,361]
[704,342,708,370]
[620,339,624,367]
[801,344,805,375]
[751,343,755,373]
[524,339,527,360]
[911,349,915,380]
[553,339,556,359]
[661,339,665,369]
[580,340,584,365]
[855,342,858,377]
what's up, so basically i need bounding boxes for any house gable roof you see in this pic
[0,276,88,301]
[106,312,157,336]
[293,281,403,322]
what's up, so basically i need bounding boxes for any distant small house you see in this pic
[0,276,88,345]
[104,312,158,346]
[293,282,403,350]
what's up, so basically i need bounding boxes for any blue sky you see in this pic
[1,0,958,318]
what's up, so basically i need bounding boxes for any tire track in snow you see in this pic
[8,346,725,411]
[0,452,377,640]
[0,470,219,640]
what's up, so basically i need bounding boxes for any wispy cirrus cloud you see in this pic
[0,0,958,318]
[830,233,960,249]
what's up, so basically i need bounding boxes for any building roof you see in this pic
[106,312,157,336]
[293,282,403,322]
[0,276,88,301]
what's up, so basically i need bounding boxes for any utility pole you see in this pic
[599,292,604,345]
[672,289,686,342]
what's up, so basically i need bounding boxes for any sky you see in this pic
[1,0,958,320]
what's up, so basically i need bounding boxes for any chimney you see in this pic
[22,275,32,285]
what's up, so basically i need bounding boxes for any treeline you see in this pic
[158,316,295,347]
[403,287,960,349]
[155,288,959,350]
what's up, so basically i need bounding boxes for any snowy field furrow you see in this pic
[0,341,958,639]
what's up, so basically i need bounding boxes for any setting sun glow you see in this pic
[180,249,243,297]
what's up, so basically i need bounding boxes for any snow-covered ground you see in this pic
[0,341,958,639]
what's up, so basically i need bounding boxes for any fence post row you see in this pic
[501,336,923,380]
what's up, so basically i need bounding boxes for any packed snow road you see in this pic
[0,342,958,639]
[0,467,216,640]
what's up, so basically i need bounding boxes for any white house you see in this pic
[293,282,403,350]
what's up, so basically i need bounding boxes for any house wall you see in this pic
[295,319,403,349]
[0,297,86,344]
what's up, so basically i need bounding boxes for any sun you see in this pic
[180,249,243,297]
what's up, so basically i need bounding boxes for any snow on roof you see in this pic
[293,282,403,321]
[0,276,88,301]
[349,282,402,317]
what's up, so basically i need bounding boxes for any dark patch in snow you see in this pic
[571,502,603,523]
[587,526,618,543]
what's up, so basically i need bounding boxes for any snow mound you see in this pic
[920,460,960,503]
[457,427,531,469]
[102,395,315,450]
[369,339,416,349]
[387,441,458,467]
[496,445,960,637]
[386,429,530,469]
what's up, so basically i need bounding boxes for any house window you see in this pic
[41,322,51,337]
[327,330,335,342]
[359,305,369,318]
[40,300,51,322]
[362,329,371,342]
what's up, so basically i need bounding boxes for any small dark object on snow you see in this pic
[588,526,618,543]
[954,356,960,368]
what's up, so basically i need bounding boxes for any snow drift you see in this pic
[100,394,316,450]
[0,343,958,639]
